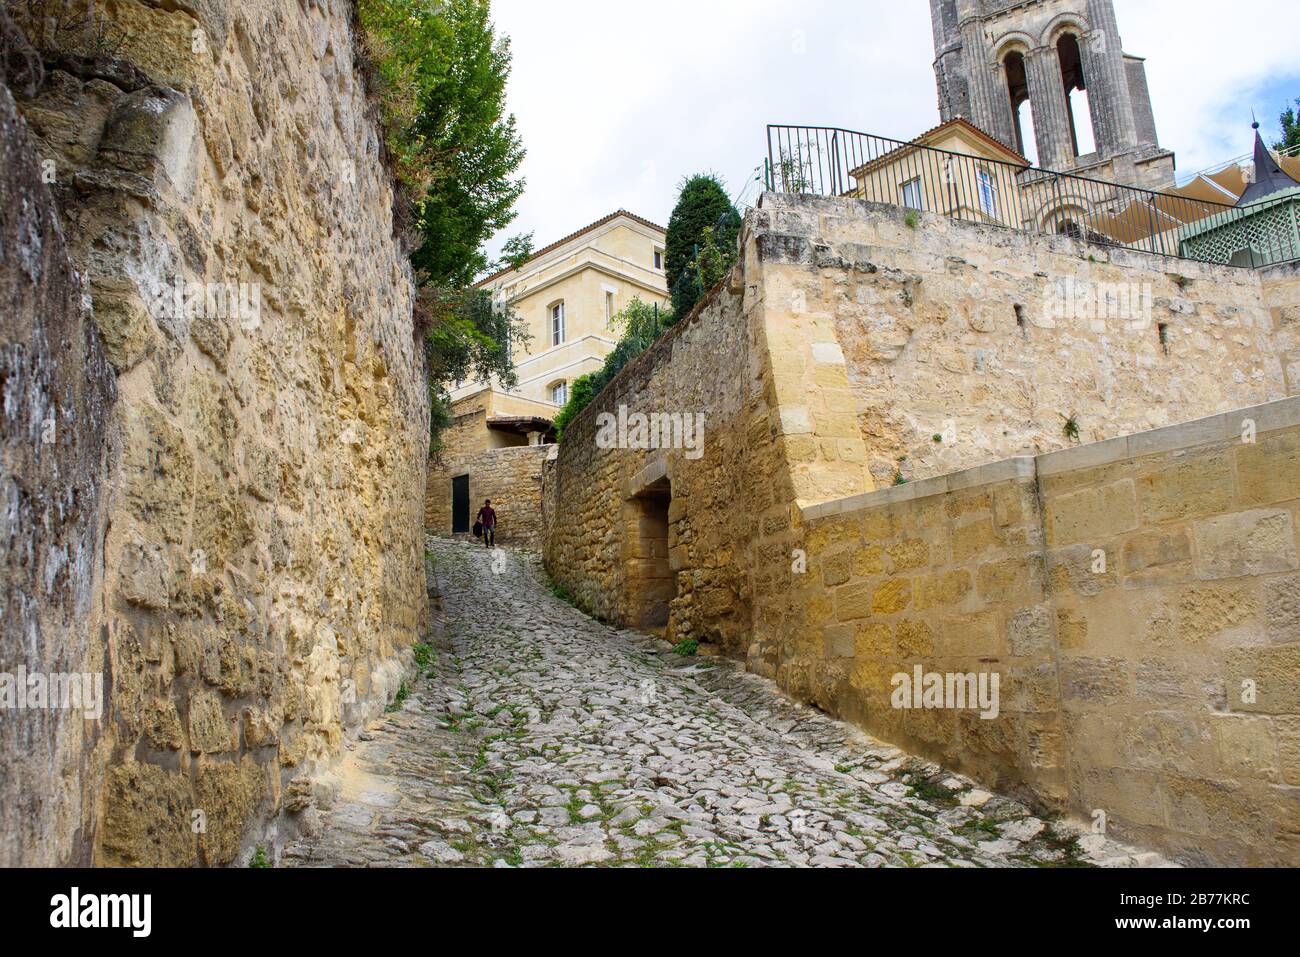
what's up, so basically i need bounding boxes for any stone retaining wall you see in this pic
[542,192,1299,864]
[799,399,1300,865]
[770,194,1287,486]
[1261,261,1300,397]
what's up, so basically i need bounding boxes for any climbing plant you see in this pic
[552,297,668,440]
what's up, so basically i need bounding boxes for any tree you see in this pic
[664,174,740,322]
[418,287,531,457]
[1277,98,1300,152]
[494,232,535,273]
[359,1,528,451]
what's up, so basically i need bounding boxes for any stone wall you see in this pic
[0,73,116,868]
[542,261,794,655]
[796,399,1300,865]
[769,194,1286,487]
[542,192,1299,864]
[427,445,551,550]
[1261,261,1300,396]
[795,461,1065,806]
[4,0,429,865]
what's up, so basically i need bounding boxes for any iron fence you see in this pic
[765,125,1299,268]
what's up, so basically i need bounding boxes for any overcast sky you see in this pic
[486,0,1300,258]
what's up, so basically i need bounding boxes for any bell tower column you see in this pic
[1025,44,1074,168]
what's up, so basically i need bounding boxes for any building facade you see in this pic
[427,211,670,544]
[463,210,670,411]
[930,0,1174,189]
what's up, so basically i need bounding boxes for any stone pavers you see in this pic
[283,539,1169,868]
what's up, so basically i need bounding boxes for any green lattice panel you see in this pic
[1181,198,1300,266]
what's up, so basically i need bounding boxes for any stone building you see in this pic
[930,0,1174,188]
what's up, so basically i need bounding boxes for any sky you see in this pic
[485,0,1300,259]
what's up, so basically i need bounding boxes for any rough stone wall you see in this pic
[1261,261,1300,396]
[5,0,429,866]
[427,446,551,550]
[0,74,116,868]
[765,194,1286,487]
[542,193,1299,864]
[542,265,789,656]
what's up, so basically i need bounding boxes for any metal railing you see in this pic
[765,125,1300,268]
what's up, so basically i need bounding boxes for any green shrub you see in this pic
[665,174,740,322]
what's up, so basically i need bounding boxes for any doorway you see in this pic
[452,475,470,534]
[625,479,676,632]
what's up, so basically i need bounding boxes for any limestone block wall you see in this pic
[793,399,1300,865]
[1261,262,1300,396]
[0,76,116,867]
[1040,401,1300,865]
[427,446,551,550]
[5,1,429,865]
[757,195,1287,487]
[793,462,1065,806]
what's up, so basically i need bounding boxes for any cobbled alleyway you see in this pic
[284,540,1168,869]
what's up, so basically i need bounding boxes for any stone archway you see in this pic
[623,462,676,633]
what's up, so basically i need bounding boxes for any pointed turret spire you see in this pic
[1238,120,1300,206]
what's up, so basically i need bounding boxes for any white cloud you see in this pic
[487,0,1300,256]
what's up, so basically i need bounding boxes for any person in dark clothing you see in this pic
[476,500,497,548]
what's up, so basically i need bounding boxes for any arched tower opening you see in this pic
[1056,33,1097,158]
[1003,51,1038,165]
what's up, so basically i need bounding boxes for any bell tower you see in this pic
[930,0,1173,188]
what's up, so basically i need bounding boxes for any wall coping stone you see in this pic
[803,395,1300,522]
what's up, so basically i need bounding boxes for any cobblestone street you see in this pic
[284,540,1168,869]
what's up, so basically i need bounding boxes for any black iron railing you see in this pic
[765,125,1299,267]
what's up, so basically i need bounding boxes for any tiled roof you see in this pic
[849,117,1030,178]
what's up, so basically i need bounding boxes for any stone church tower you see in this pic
[930,0,1174,188]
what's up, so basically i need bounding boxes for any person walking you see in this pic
[476,500,497,549]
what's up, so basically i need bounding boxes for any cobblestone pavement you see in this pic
[284,539,1169,869]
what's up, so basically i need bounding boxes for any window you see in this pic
[606,291,615,325]
[551,301,565,346]
[900,177,923,210]
[551,381,568,405]
[653,249,664,270]
[977,169,998,218]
